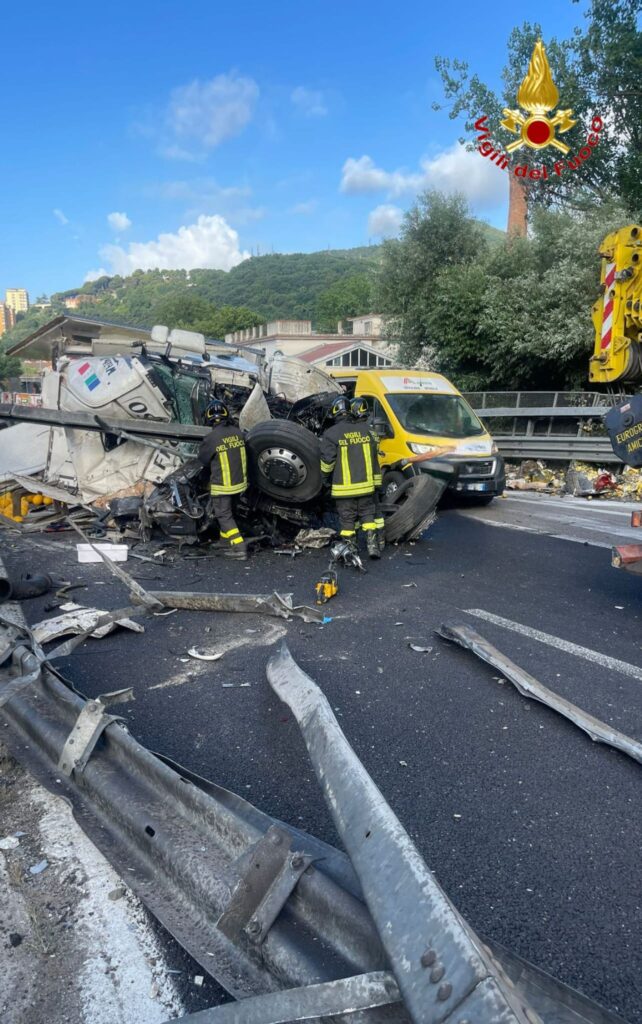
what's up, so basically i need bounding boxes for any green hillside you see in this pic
[2,225,504,354]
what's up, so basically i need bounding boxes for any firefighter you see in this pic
[349,396,385,554]
[197,400,249,560]
[321,395,381,560]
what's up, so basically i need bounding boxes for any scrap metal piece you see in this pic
[438,622,642,766]
[266,643,533,1024]
[162,971,401,1024]
[67,518,163,611]
[32,605,145,646]
[147,590,325,624]
[57,698,123,777]
[0,643,43,708]
[218,825,314,946]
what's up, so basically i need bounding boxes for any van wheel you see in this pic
[382,475,446,543]
[247,421,322,502]
[382,470,406,498]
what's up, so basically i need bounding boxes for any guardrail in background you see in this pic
[463,391,623,464]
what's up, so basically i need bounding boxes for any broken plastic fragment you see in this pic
[29,860,49,875]
[187,648,224,662]
[0,835,20,850]
[409,644,433,653]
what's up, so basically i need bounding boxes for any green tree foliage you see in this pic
[376,191,488,364]
[378,188,628,390]
[435,0,642,214]
[314,274,374,332]
[0,347,22,386]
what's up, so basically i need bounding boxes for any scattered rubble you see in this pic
[505,458,642,500]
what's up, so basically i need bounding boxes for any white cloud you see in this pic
[165,72,259,155]
[289,199,318,215]
[152,179,252,203]
[53,208,69,225]
[95,214,249,276]
[84,267,109,282]
[107,211,132,232]
[341,144,506,208]
[291,86,328,117]
[368,204,404,238]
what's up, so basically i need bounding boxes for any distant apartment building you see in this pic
[224,317,394,368]
[0,303,16,337]
[5,288,29,315]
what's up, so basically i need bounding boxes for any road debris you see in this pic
[408,643,432,653]
[29,859,49,875]
[77,542,129,563]
[31,604,145,644]
[438,622,642,766]
[187,648,224,662]
[0,834,20,850]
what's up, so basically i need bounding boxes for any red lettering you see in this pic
[579,146,592,159]
[474,115,489,132]
[587,133,599,146]
[591,115,603,132]
[529,168,541,180]
[514,164,528,177]
[478,141,494,156]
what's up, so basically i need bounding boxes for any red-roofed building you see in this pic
[224,318,394,367]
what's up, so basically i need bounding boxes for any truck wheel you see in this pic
[382,475,446,543]
[247,421,322,502]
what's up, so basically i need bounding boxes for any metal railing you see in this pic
[463,391,622,464]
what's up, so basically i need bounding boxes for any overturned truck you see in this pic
[0,319,445,545]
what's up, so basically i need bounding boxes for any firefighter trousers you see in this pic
[211,495,246,549]
[336,495,377,538]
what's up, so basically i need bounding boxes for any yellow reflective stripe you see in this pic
[230,535,244,545]
[320,460,335,473]
[220,450,231,488]
[240,446,247,481]
[339,529,356,537]
[340,444,350,486]
[210,482,247,495]
[374,517,385,528]
[373,473,382,485]
[331,482,376,497]
[220,528,240,538]
[361,521,377,531]
[363,441,374,484]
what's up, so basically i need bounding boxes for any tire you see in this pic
[381,469,406,498]
[247,421,322,502]
[383,475,446,543]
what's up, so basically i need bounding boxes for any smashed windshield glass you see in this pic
[386,393,485,438]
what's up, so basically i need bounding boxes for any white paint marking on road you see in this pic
[465,609,642,682]
[461,514,612,548]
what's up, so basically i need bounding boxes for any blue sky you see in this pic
[0,0,587,297]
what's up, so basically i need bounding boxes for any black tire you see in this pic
[381,469,407,498]
[383,475,446,543]
[247,421,322,502]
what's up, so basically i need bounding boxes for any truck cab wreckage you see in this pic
[0,316,444,547]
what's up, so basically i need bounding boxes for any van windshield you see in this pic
[386,393,485,438]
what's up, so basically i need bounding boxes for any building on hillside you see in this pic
[224,317,394,366]
[0,303,16,337]
[62,294,87,310]
[5,288,29,315]
[344,314,384,337]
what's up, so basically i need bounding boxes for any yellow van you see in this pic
[330,368,505,502]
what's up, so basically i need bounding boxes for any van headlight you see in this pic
[491,442,498,454]
[408,442,438,454]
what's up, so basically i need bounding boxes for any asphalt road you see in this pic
[2,497,641,1022]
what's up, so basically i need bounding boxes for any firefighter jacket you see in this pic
[320,420,380,498]
[198,424,248,496]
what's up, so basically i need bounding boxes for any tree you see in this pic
[376,190,488,363]
[435,1,642,214]
[0,350,22,386]
[314,274,374,332]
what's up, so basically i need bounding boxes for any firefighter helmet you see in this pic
[349,397,369,421]
[329,395,350,420]
[204,399,229,424]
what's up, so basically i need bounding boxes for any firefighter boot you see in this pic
[366,531,381,560]
[224,541,248,561]
[378,529,386,554]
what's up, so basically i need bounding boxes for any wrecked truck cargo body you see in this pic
[0,317,446,545]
